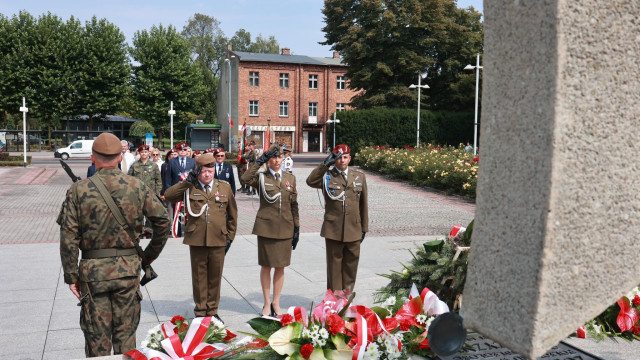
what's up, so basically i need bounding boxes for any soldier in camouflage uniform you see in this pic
[128,145,163,236]
[58,133,169,357]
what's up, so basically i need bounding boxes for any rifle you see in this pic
[59,160,81,183]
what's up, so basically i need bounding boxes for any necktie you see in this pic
[275,173,280,184]
[342,171,347,181]
[218,165,222,176]
[205,184,210,196]
[181,159,185,169]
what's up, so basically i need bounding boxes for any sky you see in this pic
[1,0,483,58]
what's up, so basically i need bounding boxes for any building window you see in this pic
[280,73,289,88]
[336,103,346,112]
[249,100,259,116]
[279,101,289,117]
[309,74,318,89]
[249,71,259,87]
[309,102,318,117]
[337,76,346,90]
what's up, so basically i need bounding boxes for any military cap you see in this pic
[196,153,215,167]
[267,143,284,156]
[175,142,189,150]
[166,148,176,156]
[282,144,291,153]
[333,144,351,154]
[213,147,225,156]
[203,148,214,154]
[93,133,122,156]
[138,145,150,152]
[191,150,201,158]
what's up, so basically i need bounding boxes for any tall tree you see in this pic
[76,16,130,137]
[130,24,205,143]
[229,29,251,52]
[248,34,280,54]
[321,0,483,110]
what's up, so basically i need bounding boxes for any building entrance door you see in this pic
[308,131,320,152]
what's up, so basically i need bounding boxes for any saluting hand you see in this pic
[185,166,201,185]
[323,149,342,167]
[256,148,278,166]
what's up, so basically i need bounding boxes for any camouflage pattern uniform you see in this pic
[58,167,169,357]
[128,159,163,235]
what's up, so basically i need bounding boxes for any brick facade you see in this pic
[219,49,360,153]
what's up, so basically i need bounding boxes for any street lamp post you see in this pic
[19,97,28,168]
[464,53,483,155]
[326,112,341,149]
[168,101,176,149]
[409,73,429,148]
[225,55,236,151]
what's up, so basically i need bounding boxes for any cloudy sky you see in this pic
[1,0,483,57]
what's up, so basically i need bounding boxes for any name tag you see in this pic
[193,193,203,196]
[265,183,275,187]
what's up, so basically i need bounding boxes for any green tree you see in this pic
[76,16,130,137]
[129,120,155,137]
[130,24,205,143]
[321,0,483,110]
[229,29,251,51]
[248,34,279,54]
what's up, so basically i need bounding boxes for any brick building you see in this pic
[218,47,360,153]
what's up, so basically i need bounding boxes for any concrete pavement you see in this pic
[0,152,633,359]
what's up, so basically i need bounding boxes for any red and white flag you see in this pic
[227,113,234,128]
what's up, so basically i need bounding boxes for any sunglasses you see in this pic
[215,155,225,158]
[152,153,160,156]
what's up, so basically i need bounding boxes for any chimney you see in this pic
[333,51,340,59]
[281,48,291,55]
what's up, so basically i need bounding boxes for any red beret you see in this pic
[203,148,214,154]
[175,142,188,150]
[213,147,225,156]
[333,144,350,154]
[166,149,176,155]
[138,145,150,152]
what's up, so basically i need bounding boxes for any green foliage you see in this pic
[376,220,474,310]
[335,108,473,156]
[246,317,283,339]
[321,0,483,110]
[130,24,206,140]
[129,121,155,137]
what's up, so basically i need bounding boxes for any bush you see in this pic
[0,155,32,166]
[335,108,474,156]
[357,145,478,198]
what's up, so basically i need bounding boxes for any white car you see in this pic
[55,140,94,160]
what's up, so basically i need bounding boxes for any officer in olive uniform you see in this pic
[241,141,258,195]
[129,145,163,236]
[164,153,238,322]
[58,133,169,357]
[306,144,368,293]
[241,143,299,316]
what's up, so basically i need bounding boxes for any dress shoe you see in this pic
[261,304,271,317]
[213,314,224,324]
[271,304,282,317]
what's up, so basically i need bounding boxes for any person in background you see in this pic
[151,147,164,171]
[192,150,202,160]
[241,143,299,317]
[213,147,236,196]
[120,140,135,174]
[240,141,257,195]
[465,142,473,154]
[160,149,177,201]
[129,145,163,237]
[281,145,293,174]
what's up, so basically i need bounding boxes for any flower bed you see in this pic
[577,287,640,341]
[356,145,478,198]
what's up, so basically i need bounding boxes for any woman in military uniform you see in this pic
[241,143,300,317]
[128,145,163,236]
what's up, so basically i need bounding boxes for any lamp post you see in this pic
[326,112,341,149]
[225,55,236,151]
[168,101,176,148]
[409,73,429,148]
[19,97,28,168]
[464,53,483,155]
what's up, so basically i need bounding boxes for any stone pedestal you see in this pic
[462,1,640,359]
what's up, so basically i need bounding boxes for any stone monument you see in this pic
[463,1,640,359]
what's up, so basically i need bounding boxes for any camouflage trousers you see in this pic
[79,276,142,357]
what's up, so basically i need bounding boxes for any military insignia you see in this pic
[265,183,275,187]
[285,180,290,190]
[193,193,203,196]
[354,182,362,187]
[215,196,220,201]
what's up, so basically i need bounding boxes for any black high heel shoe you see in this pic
[271,304,282,317]
[261,304,271,317]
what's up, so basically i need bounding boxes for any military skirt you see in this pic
[257,236,292,267]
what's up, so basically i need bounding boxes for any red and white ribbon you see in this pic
[409,284,449,316]
[171,201,183,238]
[352,314,368,360]
[286,306,308,326]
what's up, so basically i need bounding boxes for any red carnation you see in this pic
[300,344,314,359]
[399,319,412,331]
[171,315,185,325]
[633,295,640,306]
[280,314,294,326]
[326,314,346,335]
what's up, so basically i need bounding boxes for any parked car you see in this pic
[54,140,94,160]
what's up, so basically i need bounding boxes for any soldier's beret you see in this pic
[138,145,150,152]
[203,148,214,154]
[196,153,215,167]
[333,144,350,154]
[213,147,225,156]
[282,144,291,153]
[191,150,201,158]
[93,133,122,156]
[166,149,176,156]
[175,142,188,150]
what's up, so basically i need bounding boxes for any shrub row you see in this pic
[356,145,478,198]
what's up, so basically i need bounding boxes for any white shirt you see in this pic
[121,152,135,174]
[198,180,214,192]
[268,168,282,181]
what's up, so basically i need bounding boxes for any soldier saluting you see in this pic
[164,153,237,323]
[306,144,369,293]
[58,133,169,357]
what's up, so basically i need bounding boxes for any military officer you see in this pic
[306,144,368,293]
[241,143,299,317]
[164,153,237,322]
[128,145,162,196]
[58,132,169,357]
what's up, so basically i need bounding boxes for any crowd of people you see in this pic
[57,133,369,357]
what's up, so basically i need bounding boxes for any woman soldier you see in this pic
[241,143,300,317]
